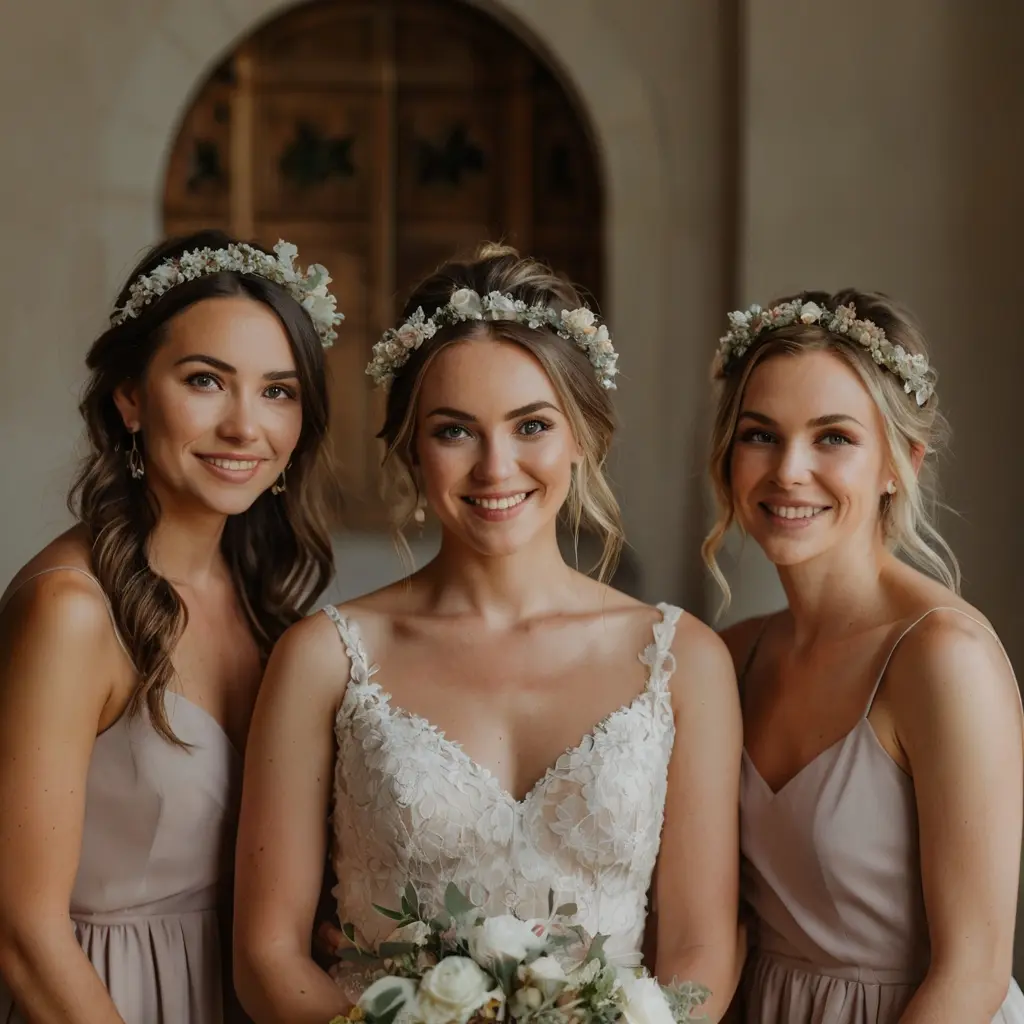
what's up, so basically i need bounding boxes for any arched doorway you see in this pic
[162,0,604,529]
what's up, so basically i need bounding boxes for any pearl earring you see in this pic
[885,480,897,495]
[413,495,427,525]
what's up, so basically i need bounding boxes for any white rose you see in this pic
[593,325,614,354]
[561,308,596,335]
[358,976,418,1020]
[396,323,423,349]
[486,293,518,319]
[386,920,433,946]
[450,288,483,318]
[799,301,823,324]
[467,915,546,965]
[618,974,675,1024]
[416,957,499,1024]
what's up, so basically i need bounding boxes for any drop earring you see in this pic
[126,431,145,480]
[271,460,292,496]
[413,494,427,525]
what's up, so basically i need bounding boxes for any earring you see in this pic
[271,467,288,496]
[413,494,427,525]
[885,480,897,495]
[126,431,145,480]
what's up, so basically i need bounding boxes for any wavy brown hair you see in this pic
[68,230,335,744]
[377,243,623,581]
[703,288,958,607]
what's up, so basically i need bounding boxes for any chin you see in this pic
[190,483,271,518]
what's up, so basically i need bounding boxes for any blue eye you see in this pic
[185,372,221,391]
[741,429,775,444]
[518,419,552,436]
[819,432,852,446]
[435,424,472,441]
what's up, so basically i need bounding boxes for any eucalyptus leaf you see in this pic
[378,941,418,958]
[443,882,476,918]
[554,902,578,917]
[371,903,408,922]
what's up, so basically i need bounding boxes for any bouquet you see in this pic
[328,883,709,1024]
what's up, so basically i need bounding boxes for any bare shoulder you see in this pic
[885,605,1019,735]
[717,613,773,673]
[269,606,352,688]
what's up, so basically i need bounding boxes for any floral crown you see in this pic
[717,298,935,406]
[366,287,619,391]
[110,240,344,347]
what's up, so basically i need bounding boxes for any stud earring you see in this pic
[885,480,897,495]
[126,431,145,480]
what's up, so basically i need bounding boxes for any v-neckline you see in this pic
[742,719,864,800]
[353,675,660,806]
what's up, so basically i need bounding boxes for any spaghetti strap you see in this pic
[0,565,134,664]
[738,614,775,706]
[865,605,1020,716]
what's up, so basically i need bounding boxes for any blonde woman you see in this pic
[704,291,1024,1024]
[233,245,743,1023]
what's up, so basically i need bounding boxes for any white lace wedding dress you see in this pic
[323,602,682,972]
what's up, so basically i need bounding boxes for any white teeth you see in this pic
[767,504,827,520]
[468,492,529,510]
[204,457,258,471]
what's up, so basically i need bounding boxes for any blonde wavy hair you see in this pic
[703,288,959,606]
[377,243,624,581]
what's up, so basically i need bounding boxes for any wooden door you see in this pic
[163,0,603,529]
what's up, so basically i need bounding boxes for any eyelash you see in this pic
[739,429,855,447]
[433,418,554,443]
[184,372,296,401]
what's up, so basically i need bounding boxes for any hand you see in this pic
[313,920,347,968]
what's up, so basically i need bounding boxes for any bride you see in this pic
[233,245,742,1024]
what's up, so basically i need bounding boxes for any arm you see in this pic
[891,613,1022,1024]
[0,575,128,1023]
[654,618,744,1022]
[233,612,350,1024]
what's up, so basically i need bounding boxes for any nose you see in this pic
[772,439,814,489]
[471,432,517,485]
[216,392,260,445]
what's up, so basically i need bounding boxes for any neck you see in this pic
[423,525,583,623]
[144,489,230,588]
[775,532,898,648]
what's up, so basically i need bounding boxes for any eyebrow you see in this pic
[174,354,298,381]
[738,411,866,429]
[425,400,560,422]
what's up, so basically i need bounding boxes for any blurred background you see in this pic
[1,0,1022,970]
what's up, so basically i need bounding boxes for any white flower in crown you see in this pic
[110,238,344,347]
[366,286,619,391]
[716,296,935,406]
[485,291,519,319]
[450,288,483,318]
[562,307,597,335]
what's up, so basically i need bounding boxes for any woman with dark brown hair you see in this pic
[0,230,339,1023]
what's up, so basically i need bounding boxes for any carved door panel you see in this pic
[163,0,602,529]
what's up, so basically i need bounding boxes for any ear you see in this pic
[112,378,143,434]
[909,442,926,477]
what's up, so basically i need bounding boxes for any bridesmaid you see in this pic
[705,291,1024,1024]
[0,231,339,1023]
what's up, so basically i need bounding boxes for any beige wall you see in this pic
[0,0,729,614]
[729,0,1024,974]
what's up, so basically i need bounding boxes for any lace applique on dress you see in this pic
[324,602,682,968]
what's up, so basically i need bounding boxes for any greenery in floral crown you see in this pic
[109,240,344,347]
[365,288,618,392]
[716,298,935,406]
[326,883,708,1024]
